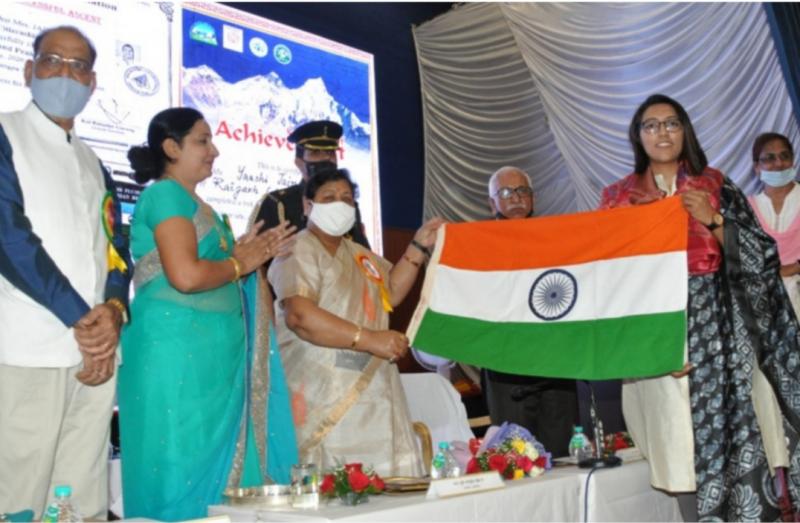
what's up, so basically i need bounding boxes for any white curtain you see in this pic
[413,3,799,221]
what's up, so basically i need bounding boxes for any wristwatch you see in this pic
[706,213,724,231]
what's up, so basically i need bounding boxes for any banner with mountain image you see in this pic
[181,3,381,246]
[407,197,689,380]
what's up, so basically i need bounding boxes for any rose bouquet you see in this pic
[604,431,635,452]
[466,422,552,480]
[319,462,384,506]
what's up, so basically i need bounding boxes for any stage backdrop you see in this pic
[414,3,800,221]
[1,1,381,249]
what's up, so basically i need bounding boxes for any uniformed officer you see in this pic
[251,120,370,248]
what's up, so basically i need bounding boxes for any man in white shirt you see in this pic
[0,26,131,520]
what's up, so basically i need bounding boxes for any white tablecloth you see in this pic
[208,460,681,522]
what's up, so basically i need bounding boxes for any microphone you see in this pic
[578,381,622,469]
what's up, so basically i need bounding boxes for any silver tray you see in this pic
[223,484,292,507]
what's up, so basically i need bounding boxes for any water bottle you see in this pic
[430,441,463,478]
[42,485,82,522]
[441,442,462,478]
[430,441,448,479]
[568,426,594,462]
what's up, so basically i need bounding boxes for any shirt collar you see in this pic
[24,101,73,144]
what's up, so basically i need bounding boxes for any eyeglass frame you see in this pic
[494,186,534,200]
[640,118,683,135]
[34,52,94,76]
[757,150,794,166]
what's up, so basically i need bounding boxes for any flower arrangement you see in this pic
[319,462,384,505]
[466,422,552,480]
[604,431,635,452]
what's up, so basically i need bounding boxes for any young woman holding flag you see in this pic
[601,94,800,521]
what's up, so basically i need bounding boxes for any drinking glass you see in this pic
[290,463,319,509]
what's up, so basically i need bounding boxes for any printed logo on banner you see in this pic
[222,24,243,52]
[190,21,218,45]
[179,5,376,242]
[249,37,268,58]
[124,66,160,96]
[273,44,292,65]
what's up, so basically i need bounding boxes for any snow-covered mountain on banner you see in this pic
[183,65,371,149]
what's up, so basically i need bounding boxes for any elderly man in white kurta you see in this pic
[0,26,130,520]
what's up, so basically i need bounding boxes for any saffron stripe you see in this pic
[439,196,688,271]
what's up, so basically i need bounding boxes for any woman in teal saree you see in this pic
[118,108,297,521]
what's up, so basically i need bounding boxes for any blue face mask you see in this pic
[30,75,92,119]
[760,167,797,188]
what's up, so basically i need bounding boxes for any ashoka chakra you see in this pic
[528,269,578,320]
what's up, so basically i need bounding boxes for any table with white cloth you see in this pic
[208,459,681,522]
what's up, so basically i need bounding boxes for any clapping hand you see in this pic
[234,220,297,274]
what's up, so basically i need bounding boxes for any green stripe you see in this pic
[412,310,686,380]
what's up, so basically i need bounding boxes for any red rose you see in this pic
[344,463,363,474]
[319,474,335,495]
[516,455,533,473]
[348,469,371,492]
[488,454,507,474]
[466,457,480,474]
[469,438,482,456]
[534,456,547,469]
[369,474,385,492]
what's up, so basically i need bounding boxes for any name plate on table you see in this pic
[425,472,505,499]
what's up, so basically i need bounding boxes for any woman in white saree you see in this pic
[269,168,443,477]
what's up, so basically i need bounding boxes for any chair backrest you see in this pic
[400,372,475,448]
[411,421,433,467]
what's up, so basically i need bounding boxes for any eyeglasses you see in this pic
[35,53,93,76]
[640,118,683,135]
[495,186,533,200]
[758,151,793,165]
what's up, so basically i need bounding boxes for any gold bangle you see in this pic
[229,257,241,282]
[351,324,362,349]
[106,298,127,324]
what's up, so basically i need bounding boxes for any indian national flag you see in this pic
[407,197,688,380]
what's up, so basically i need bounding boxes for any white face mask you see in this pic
[760,167,796,188]
[309,201,356,237]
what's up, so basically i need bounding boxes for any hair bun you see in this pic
[128,145,160,184]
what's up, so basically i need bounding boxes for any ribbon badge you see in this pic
[355,253,393,313]
[101,192,128,274]
[101,192,116,240]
